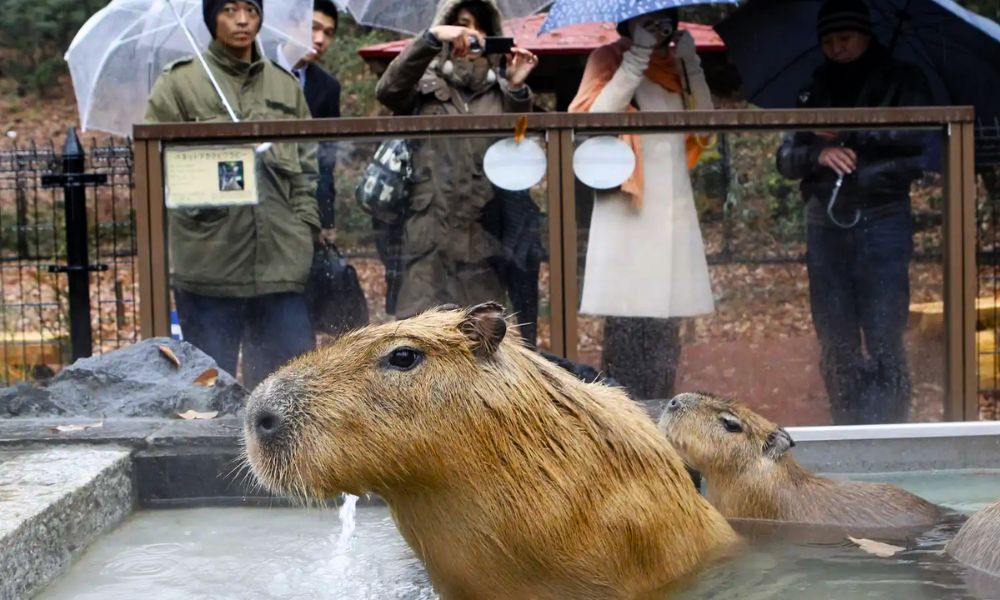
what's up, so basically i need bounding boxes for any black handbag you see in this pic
[306,243,369,336]
[354,138,414,224]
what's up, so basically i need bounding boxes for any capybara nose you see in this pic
[254,409,284,442]
[665,397,683,412]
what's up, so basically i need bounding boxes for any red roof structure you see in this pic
[357,14,726,61]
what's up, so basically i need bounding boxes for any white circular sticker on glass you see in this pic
[573,136,636,190]
[483,137,547,191]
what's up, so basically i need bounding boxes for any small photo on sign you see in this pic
[218,161,245,191]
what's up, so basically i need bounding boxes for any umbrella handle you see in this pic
[164,0,240,124]
[826,174,861,229]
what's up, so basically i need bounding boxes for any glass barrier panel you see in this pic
[161,132,552,389]
[976,155,1000,422]
[571,126,946,427]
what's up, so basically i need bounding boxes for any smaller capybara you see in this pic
[245,303,740,600]
[947,499,1000,577]
[657,392,944,529]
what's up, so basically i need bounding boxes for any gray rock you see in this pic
[0,383,61,417]
[0,338,246,419]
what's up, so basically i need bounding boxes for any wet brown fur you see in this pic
[245,304,740,600]
[947,499,1000,577]
[658,392,944,529]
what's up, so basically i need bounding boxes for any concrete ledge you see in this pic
[0,446,134,600]
[0,417,239,449]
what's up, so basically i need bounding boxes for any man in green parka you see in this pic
[145,0,319,389]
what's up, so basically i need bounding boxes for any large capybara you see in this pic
[245,303,740,600]
[657,392,944,529]
[947,499,1000,578]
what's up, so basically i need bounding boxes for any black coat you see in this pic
[776,46,933,209]
[301,63,341,228]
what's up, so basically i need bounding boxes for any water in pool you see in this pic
[39,470,1000,599]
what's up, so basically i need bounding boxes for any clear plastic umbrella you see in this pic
[65,0,313,137]
[346,0,549,35]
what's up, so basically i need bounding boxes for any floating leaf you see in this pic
[848,536,905,558]
[176,410,219,420]
[158,345,181,368]
[513,115,528,144]
[49,422,104,433]
[193,368,218,387]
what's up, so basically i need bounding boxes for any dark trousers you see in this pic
[174,290,315,390]
[602,316,682,400]
[806,205,913,424]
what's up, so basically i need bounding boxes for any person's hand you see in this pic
[320,228,337,246]
[814,130,839,141]
[818,146,857,176]
[429,25,484,58]
[672,29,697,61]
[629,17,662,49]
[506,47,538,90]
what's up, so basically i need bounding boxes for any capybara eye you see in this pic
[384,347,424,371]
[719,416,743,433]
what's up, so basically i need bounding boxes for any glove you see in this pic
[674,30,697,62]
[629,19,659,50]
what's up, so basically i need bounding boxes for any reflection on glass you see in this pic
[575,129,946,427]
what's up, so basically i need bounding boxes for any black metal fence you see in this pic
[0,131,138,385]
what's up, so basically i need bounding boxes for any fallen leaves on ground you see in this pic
[176,410,218,420]
[193,368,218,387]
[49,422,104,433]
[158,344,181,368]
[847,536,905,558]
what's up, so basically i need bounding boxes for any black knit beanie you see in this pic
[817,0,873,38]
[203,0,263,38]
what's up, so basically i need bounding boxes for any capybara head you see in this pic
[657,392,795,478]
[244,302,523,499]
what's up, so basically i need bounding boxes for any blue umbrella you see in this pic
[539,0,739,35]
[715,0,1000,125]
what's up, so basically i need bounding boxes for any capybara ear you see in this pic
[763,427,795,460]
[459,302,507,358]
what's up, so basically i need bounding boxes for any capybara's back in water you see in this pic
[245,303,739,600]
[947,499,1000,578]
[658,392,944,529]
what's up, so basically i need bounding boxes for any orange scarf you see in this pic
[569,38,708,208]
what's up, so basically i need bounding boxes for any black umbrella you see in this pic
[716,0,1000,126]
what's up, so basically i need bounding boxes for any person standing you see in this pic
[776,0,932,424]
[569,9,715,400]
[374,0,538,318]
[293,0,342,246]
[145,0,319,389]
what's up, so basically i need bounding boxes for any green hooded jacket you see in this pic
[145,40,319,297]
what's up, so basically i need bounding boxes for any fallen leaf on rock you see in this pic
[848,536,905,558]
[49,422,104,433]
[193,368,218,387]
[176,410,218,420]
[158,345,181,368]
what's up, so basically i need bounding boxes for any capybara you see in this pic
[947,499,1000,577]
[245,303,740,600]
[657,392,944,529]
